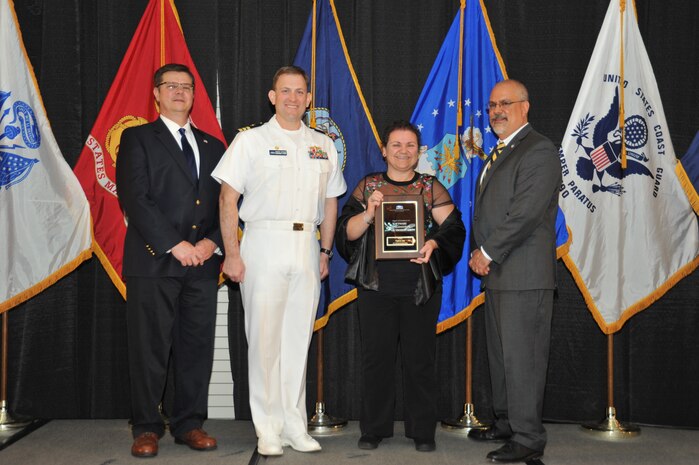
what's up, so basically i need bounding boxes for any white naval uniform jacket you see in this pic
[212,115,346,225]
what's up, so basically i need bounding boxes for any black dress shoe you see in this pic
[414,439,436,452]
[468,427,512,442]
[487,441,543,463]
[358,434,382,450]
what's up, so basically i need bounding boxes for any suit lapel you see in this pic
[192,128,215,190]
[479,124,532,195]
[152,118,197,186]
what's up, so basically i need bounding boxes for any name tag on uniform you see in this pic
[269,149,287,156]
[308,145,328,159]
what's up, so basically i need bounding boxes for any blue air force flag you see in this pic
[411,0,569,332]
[0,0,92,313]
[559,0,699,333]
[293,0,385,328]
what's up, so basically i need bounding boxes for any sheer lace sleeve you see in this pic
[351,176,367,204]
[431,178,453,208]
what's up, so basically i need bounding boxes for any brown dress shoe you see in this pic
[175,428,218,451]
[131,432,159,458]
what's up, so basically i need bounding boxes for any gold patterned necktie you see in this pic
[485,141,505,173]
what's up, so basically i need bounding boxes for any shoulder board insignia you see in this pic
[237,122,266,133]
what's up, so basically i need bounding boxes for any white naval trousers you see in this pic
[240,221,320,439]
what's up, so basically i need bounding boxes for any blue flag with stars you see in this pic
[293,0,385,329]
[411,0,570,331]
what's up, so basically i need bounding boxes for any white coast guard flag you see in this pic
[559,0,699,333]
[0,0,92,313]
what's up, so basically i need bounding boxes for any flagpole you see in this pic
[581,334,640,438]
[441,314,488,433]
[619,0,627,169]
[308,328,347,434]
[309,0,317,128]
[0,311,31,430]
[305,0,345,435]
[441,1,487,433]
[454,0,466,154]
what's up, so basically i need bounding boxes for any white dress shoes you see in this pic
[257,435,283,456]
[281,433,322,452]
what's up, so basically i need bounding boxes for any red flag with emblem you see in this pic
[73,0,224,297]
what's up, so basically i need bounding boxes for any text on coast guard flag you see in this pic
[559,0,699,333]
[72,0,224,298]
[410,0,570,332]
[676,130,699,215]
[293,0,385,329]
[1,0,92,313]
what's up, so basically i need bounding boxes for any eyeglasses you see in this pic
[157,81,195,92]
[487,99,527,112]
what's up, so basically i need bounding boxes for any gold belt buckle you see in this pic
[293,222,304,231]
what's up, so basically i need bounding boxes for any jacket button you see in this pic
[196,199,201,205]
[192,225,198,229]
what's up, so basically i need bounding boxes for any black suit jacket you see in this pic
[472,124,561,291]
[116,117,225,278]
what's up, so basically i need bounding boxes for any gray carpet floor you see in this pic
[1,420,697,464]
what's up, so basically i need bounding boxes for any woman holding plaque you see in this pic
[336,120,465,452]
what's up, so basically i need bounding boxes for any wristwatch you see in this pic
[320,247,334,259]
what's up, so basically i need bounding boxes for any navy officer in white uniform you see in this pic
[213,65,346,456]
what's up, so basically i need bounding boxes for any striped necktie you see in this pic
[487,141,506,171]
[486,140,505,170]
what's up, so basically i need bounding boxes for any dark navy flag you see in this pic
[293,0,385,329]
[410,0,570,332]
[677,130,699,215]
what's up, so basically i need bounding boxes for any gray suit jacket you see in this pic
[472,124,561,290]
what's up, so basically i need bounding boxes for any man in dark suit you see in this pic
[468,79,561,463]
[116,63,225,458]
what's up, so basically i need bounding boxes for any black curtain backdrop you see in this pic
[5,0,699,428]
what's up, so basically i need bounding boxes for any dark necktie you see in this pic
[179,128,198,181]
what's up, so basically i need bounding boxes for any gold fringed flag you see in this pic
[559,0,699,333]
[72,0,224,297]
[293,0,385,330]
[0,0,92,313]
[409,0,570,332]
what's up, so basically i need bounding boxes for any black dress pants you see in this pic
[126,274,218,438]
[357,285,442,441]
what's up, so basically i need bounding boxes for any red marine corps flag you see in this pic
[73,0,224,297]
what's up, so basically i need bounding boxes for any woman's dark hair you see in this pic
[382,120,421,148]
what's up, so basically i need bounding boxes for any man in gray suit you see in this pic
[467,79,561,463]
